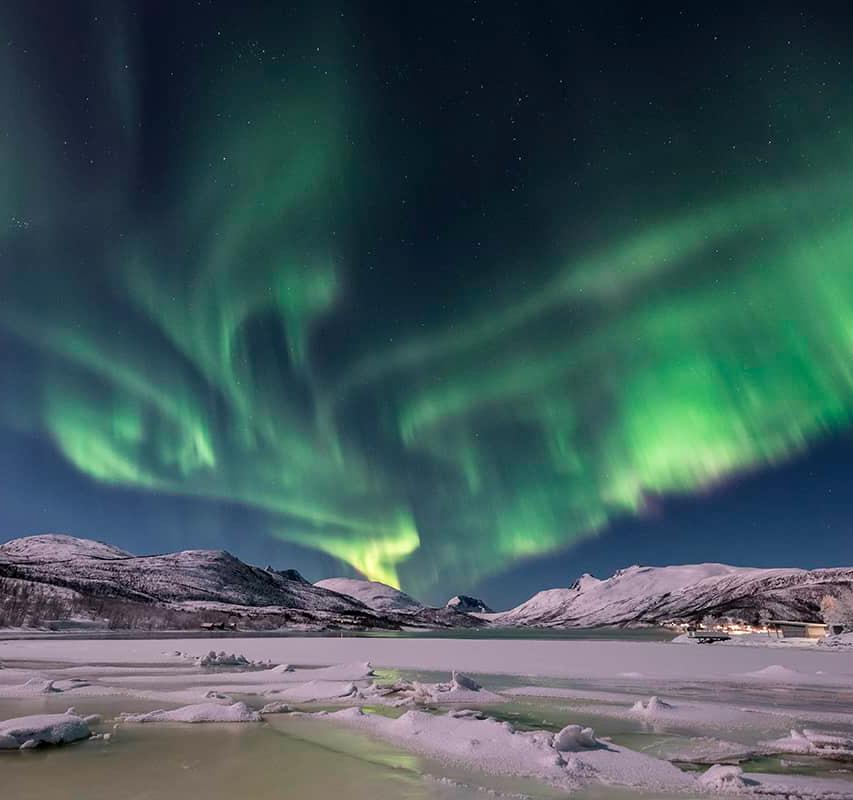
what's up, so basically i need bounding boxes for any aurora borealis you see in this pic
[2,2,853,602]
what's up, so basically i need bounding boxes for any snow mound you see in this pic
[367,672,500,706]
[119,702,261,723]
[741,665,810,682]
[314,577,424,613]
[763,728,853,758]
[301,661,374,681]
[0,711,91,749]
[266,681,358,702]
[553,724,600,752]
[630,695,675,716]
[698,764,750,790]
[819,632,853,649]
[197,650,258,668]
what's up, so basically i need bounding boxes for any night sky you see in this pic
[2,1,852,607]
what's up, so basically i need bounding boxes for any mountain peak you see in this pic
[446,595,493,613]
[569,573,601,592]
[0,534,132,561]
[266,566,310,584]
[314,577,424,613]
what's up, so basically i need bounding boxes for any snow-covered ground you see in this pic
[4,635,850,681]
[1,636,852,799]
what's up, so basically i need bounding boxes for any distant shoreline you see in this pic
[0,626,677,643]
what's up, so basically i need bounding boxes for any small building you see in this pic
[687,629,731,644]
[200,621,237,631]
[767,620,827,639]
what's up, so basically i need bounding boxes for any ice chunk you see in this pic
[553,724,600,752]
[451,671,481,691]
[0,713,91,748]
[448,708,486,719]
[204,690,233,700]
[762,728,853,757]
[198,651,250,668]
[119,702,261,723]
[698,764,749,790]
[259,701,292,714]
[630,695,674,716]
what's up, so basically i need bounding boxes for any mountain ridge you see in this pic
[0,534,393,630]
[492,562,853,628]
[2,535,851,631]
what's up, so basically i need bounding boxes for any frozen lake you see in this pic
[1,636,852,799]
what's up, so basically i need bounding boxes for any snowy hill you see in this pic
[0,535,394,631]
[0,534,132,562]
[494,563,853,628]
[314,577,424,613]
[314,577,485,628]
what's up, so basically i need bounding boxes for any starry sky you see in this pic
[2,1,852,607]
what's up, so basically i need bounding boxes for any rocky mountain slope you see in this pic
[446,595,493,613]
[3,535,850,632]
[0,535,394,630]
[493,563,853,628]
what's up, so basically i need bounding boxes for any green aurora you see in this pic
[2,4,853,593]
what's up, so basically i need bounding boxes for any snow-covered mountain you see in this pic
[0,534,132,562]
[4,535,850,632]
[0,535,481,631]
[493,563,853,628]
[315,577,424,613]
[314,577,485,628]
[0,535,394,630]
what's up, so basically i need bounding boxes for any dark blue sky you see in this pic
[1,1,852,606]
